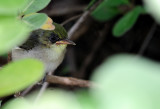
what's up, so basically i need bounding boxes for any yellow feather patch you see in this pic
[41,17,55,30]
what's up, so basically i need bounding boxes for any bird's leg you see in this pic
[34,71,53,103]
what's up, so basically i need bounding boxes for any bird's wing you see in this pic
[19,30,40,50]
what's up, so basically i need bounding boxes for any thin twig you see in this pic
[68,0,103,39]
[34,71,52,103]
[46,75,96,88]
[68,11,89,39]
[21,84,35,96]
[61,14,82,26]
[138,23,157,55]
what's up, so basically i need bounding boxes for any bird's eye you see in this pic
[49,33,59,43]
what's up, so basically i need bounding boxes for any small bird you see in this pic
[11,22,75,73]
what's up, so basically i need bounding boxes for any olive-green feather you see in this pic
[19,22,67,50]
[52,22,68,39]
[20,29,44,50]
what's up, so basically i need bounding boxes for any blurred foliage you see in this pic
[0,59,44,97]
[143,0,160,23]
[92,54,160,109]
[1,0,160,109]
[87,0,97,10]
[22,0,51,15]
[0,0,51,97]
[91,0,147,37]
[113,6,145,37]
[91,2,120,21]
[0,17,30,55]
[22,13,48,30]
[2,54,160,109]
[0,0,26,15]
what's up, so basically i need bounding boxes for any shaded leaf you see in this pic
[23,0,51,15]
[113,6,144,37]
[0,59,44,97]
[91,1,120,21]
[0,16,30,55]
[22,13,48,30]
[86,0,97,10]
[104,0,130,7]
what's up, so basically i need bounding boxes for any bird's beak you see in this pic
[56,39,76,45]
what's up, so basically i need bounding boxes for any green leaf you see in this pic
[91,1,120,21]
[23,0,51,15]
[2,98,31,109]
[0,0,26,15]
[86,0,97,10]
[92,54,160,109]
[144,0,160,23]
[113,6,144,37]
[104,0,130,7]
[76,91,98,109]
[0,59,44,97]
[0,16,30,55]
[22,13,48,30]
[2,90,82,109]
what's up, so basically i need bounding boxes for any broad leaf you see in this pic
[0,16,30,55]
[23,0,51,15]
[113,6,144,37]
[0,59,44,97]
[2,90,82,109]
[22,13,48,30]
[92,54,160,109]
[0,0,26,15]
[92,1,120,21]
[144,0,160,23]
[104,0,130,7]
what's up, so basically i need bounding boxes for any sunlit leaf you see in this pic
[2,98,31,109]
[23,0,51,15]
[2,90,82,109]
[0,16,30,55]
[0,59,44,97]
[76,91,98,109]
[113,6,144,37]
[143,0,160,23]
[22,13,48,30]
[92,54,160,109]
[0,0,26,15]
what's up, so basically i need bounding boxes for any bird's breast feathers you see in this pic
[12,44,67,72]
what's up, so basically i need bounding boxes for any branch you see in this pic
[61,14,82,26]
[68,0,103,39]
[46,75,96,88]
[138,22,157,55]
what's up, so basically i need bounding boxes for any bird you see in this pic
[11,22,75,73]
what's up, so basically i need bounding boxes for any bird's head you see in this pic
[38,22,75,48]
[20,22,75,51]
